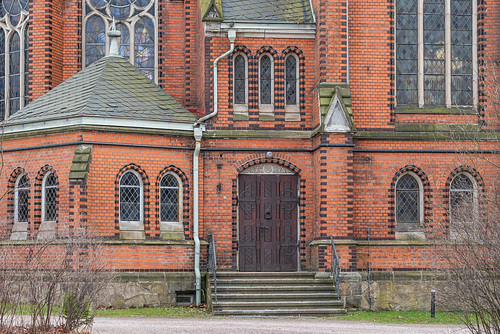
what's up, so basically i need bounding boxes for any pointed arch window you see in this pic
[285,53,300,120]
[259,53,274,116]
[42,173,57,222]
[233,53,248,113]
[0,0,30,120]
[160,174,181,223]
[83,0,158,81]
[450,173,476,222]
[15,174,29,223]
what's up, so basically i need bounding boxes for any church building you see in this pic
[0,0,498,312]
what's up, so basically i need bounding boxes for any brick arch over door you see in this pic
[155,165,190,239]
[115,164,150,238]
[388,165,433,236]
[6,167,29,235]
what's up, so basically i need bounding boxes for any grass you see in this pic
[334,310,464,325]
[96,306,464,325]
[95,306,211,318]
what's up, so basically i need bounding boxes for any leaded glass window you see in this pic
[259,54,272,105]
[120,172,142,222]
[234,54,247,106]
[0,0,29,119]
[160,174,180,222]
[396,0,476,108]
[43,173,57,222]
[450,174,475,222]
[15,174,29,223]
[285,54,298,106]
[396,174,421,223]
[83,0,157,81]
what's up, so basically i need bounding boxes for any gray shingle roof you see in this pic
[220,0,314,23]
[7,56,196,125]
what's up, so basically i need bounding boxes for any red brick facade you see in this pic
[0,0,499,280]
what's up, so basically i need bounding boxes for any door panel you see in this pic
[238,173,298,272]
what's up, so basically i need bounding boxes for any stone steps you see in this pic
[209,272,346,316]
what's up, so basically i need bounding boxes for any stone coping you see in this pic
[309,239,436,247]
[0,239,208,247]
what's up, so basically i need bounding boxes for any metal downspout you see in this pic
[193,29,236,306]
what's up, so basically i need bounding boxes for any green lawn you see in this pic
[96,307,464,325]
[334,310,464,325]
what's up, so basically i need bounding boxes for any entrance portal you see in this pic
[238,171,298,272]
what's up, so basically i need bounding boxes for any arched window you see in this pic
[233,53,248,112]
[119,171,142,222]
[396,173,422,224]
[259,53,274,115]
[83,0,157,81]
[42,173,57,222]
[160,174,181,223]
[15,174,29,223]
[450,173,476,222]
[285,53,300,120]
[0,0,29,119]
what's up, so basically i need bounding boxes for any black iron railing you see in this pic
[329,236,340,300]
[208,234,218,302]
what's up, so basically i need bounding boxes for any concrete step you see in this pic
[214,292,336,301]
[213,300,344,310]
[213,309,347,316]
[214,285,336,293]
[214,278,333,285]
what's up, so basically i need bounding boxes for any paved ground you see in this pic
[91,317,470,334]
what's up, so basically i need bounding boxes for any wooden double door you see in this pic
[238,174,299,272]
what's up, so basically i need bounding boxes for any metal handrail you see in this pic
[330,236,341,300]
[207,234,218,302]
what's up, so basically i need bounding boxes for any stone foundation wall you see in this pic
[98,272,203,308]
[340,271,458,311]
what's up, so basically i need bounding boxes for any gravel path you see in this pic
[91,317,470,334]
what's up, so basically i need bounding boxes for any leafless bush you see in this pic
[0,228,114,333]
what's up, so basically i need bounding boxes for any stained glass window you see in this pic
[260,54,272,105]
[44,173,57,222]
[9,32,20,115]
[396,174,420,223]
[15,174,29,223]
[396,0,418,105]
[451,0,473,106]
[285,54,298,106]
[450,174,474,222]
[134,17,155,79]
[0,0,29,119]
[160,174,180,222]
[234,54,246,105]
[85,15,106,66]
[396,0,475,107]
[84,0,157,81]
[120,172,141,222]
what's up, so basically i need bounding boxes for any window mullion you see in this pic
[445,0,451,108]
[472,0,478,110]
[418,0,424,107]
[5,33,10,118]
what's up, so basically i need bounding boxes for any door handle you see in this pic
[260,226,270,229]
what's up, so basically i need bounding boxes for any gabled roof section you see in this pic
[7,56,196,126]
[201,0,223,21]
[217,0,314,23]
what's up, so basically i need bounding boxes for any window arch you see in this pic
[233,52,248,113]
[395,173,423,224]
[160,173,181,223]
[259,53,274,115]
[285,53,300,120]
[0,0,30,119]
[450,173,476,222]
[83,0,158,81]
[119,171,143,223]
[15,173,29,223]
[42,172,57,222]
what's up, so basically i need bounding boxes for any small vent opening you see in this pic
[176,292,194,305]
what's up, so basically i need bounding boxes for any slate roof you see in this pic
[7,56,196,126]
[219,0,314,23]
